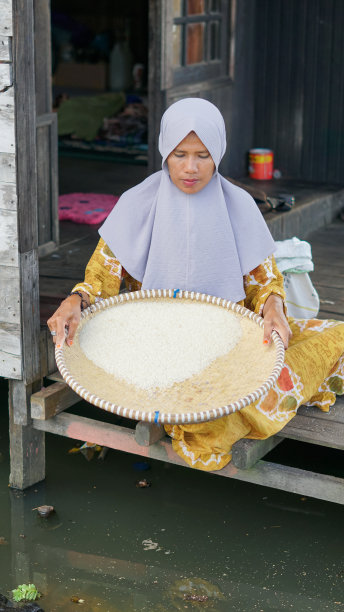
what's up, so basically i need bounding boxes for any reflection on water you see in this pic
[0,379,343,611]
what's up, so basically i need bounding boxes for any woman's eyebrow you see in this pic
[174,148,209,153]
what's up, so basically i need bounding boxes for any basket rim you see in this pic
[55,289,285,424]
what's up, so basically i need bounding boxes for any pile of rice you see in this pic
[79,301,242,391]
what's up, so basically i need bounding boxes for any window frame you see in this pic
[168,0,233,87]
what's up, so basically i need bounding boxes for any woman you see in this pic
[48,98,344,471]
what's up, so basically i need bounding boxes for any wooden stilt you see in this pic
[9,380,45,489]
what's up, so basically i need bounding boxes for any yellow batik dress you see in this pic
[72,238,344,471]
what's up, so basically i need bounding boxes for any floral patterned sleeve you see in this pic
[243,255,286,316]
[71,238,141,304]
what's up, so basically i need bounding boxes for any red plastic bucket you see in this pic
[249,148,274,180]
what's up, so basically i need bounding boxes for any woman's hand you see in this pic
[47,292,89,348]
[262,294,292,350]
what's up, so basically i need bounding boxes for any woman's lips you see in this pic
[182,179,198,187]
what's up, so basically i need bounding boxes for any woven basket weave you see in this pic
[55,289,285,424]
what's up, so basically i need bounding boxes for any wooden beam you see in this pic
[277,414,344,450]
[32,412,344,504]
[31,381,80,420]
[232,436,282,469]
[135,422,166,446]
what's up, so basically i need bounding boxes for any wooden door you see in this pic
[148,0,236,172]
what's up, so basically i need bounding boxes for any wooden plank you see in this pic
[278,414,344,450]
[0,61,12,90]
[0,152,15,183]
[135,422,166,446]
[36,113,59,250]
[232,436,282,470]
[32,412,344,504]
[0,264,20,323]
[0,0,13,37]
[33,0,52,115]
[13,0,38,254]
[20,250,41,384]
[0,36,11,61]
[0,181,16,210]
[36,122,52,246]
[0,208,18,266]
[297,399,344,423]
[46,370,63,382]
[0,348,21,379]
[31,381,80,420]
[0,72,15,155]
[0,321,20,355]
[221,460,344,506]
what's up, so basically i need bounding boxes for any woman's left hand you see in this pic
[262,294,292,349]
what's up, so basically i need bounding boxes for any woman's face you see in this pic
[167,131,215,194]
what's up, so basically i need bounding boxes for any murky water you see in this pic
[0,378,343,611]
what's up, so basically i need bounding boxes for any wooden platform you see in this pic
[34,217,344,504]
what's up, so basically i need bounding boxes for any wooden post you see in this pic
[7,0,46,489]
[9,380,45,489]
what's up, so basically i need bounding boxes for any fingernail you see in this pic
[68,340,73,346]
[56,344,61,349]
[263,339,269,345]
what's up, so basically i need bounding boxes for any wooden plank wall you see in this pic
[254,0,344,183]
[0,0,22,379]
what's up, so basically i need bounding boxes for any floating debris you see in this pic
[136,478,151,488]
[183,594,209,602]
[34,505,55,518]
[70,596,85,604]
[0,537,8,546]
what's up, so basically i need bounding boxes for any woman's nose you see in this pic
[184,156,198,173]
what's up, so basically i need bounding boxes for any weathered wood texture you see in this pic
[36,113,59,250]
[32,412,344,504]
[9,380,45,489]
[135,422,166,446]
[0,35,11,60]
[254,0,344,183]
[33,0,52,115]
[31,381,80,420]
[0,0,13,36]
[232,436,282,469]
[13,0,38,254]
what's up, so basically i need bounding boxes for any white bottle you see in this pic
[109,28,133,91]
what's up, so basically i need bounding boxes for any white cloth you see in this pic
[274,237,314,273]
[275,237,319,318]
[99,98,276,303]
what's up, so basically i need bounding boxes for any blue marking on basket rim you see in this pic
[173,289,180,298]
[154,410,160,423]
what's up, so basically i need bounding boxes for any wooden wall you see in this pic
[254,0,344,183]
[0,0,41,383]
[0,0,22,379]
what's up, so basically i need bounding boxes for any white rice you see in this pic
[79,301,242,390]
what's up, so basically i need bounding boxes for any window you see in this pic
[170,0,232,86]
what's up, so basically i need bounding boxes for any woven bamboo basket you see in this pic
[55,289,285,424]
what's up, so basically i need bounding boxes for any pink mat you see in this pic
[59,193,119,225]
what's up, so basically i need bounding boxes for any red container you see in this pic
[249,148,274,180]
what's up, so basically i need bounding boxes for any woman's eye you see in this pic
[173,152,185,158]
[199,154,210,159]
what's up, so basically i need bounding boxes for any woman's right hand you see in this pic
[47,293,89,348]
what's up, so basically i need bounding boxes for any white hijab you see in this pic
[99,98,275,302]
